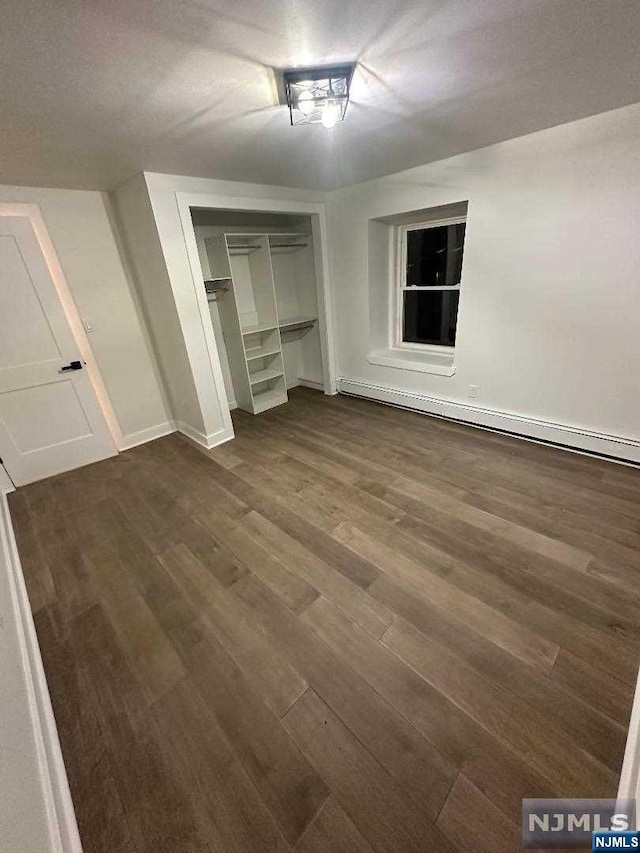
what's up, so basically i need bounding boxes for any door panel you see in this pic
[0,234,62,368]
[2,382,92,452]
[0,214,116,485]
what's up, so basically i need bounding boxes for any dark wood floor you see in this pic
[9,388,640,852]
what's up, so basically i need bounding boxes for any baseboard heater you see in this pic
[337,379,640,468]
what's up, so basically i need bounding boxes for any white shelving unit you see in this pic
[202,233,282,414]
[200,225,323,415]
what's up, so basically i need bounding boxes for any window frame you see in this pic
[393,215,466,353]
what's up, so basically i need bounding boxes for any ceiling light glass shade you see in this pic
[321,99,340,128]
[283,64,354,127]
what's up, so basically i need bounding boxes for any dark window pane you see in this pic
[402,290,459,346]
[406,222,466,287]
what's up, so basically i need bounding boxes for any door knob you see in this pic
[58,360,83,373]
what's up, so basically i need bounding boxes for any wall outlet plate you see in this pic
[468,384,479,398]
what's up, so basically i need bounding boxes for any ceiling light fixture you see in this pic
[283,64,355,128]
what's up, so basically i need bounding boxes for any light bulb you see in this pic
[321,99,340,129]
[297,90,314,116]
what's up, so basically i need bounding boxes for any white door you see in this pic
[0,214,116,486]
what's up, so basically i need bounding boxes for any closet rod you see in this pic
[269,243,309,249]
[227,243,308,249]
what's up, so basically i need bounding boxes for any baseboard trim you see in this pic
[175,420,234,450]
[119,420,176,451]
[338,377,640,465]
[0,484,82,852]
[298,377,325,392]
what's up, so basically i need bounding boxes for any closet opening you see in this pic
[190,207,327,415]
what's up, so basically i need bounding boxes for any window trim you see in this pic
[393,215,466,352]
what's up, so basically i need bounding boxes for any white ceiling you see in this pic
[2,0,640,192]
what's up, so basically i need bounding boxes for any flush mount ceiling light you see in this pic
[283,64,355,128]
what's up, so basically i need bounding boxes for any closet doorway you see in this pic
[189,207,332,416]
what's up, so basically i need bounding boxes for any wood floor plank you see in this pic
[34,605,134,853]
[178,619,329,844]
[297,593,573,808]
[282,689,457,853]
[192,503,319,612]
[294,797,374,853]
[550,648,635,728]
[333,520,559,671]
[369,574,627,770]
[466,487,640,570]
[100,564,187,705]
[392,502,640,643]
[256,500,381,590]
[152,678,291,853]
[383,617,617,796]
[350,509,639,685]
[394,514,640,686]
[31,497,98,624]
[232,573,457,818]
[388,475,592,570]
[70,603,208,853]
[159,542,308,718]
[123,484,245,587]
[69,501,326,846]
[6,490,55,615]
[244,510,394,638]
[436,775,521,853]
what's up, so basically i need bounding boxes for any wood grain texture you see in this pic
[8,387,640,852]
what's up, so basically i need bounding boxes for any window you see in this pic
[397,219,466,349]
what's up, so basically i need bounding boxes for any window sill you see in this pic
[367,348,456,377]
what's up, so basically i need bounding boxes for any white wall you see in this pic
[327,102,640,459]
[0,185,170,448]
[112,174,205,438]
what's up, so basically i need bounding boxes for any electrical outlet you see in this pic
[468,384,479,399]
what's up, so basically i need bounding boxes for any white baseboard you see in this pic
[175,420,234,450]
[118,420,176,451]
[0,485,82,852]
[287,378,325,392]
[119,419,236,453]
[338,377,640,465]
[298,377,325,392]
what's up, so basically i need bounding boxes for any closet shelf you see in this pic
[242,322,278,336]
[278,316,317,333]
[269,243,309,254]
[227,245,261,256]
[250,367,284,385]
[245,346,282,362]
[252,388,288,414]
